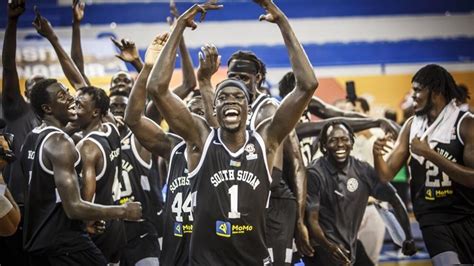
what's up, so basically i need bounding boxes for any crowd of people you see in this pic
[1,0,473,265]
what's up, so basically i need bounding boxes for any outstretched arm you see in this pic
[411,115,474,188]
[71,0,90,85]
[2,0,27,120]
[172,37,197,99]
[33,7,87,90]
[308,96,366,119]
[296,117,400,139]
[111,38,144,72]
[197,44,220,128]
[146,3,220,145]
[255,0,318,146]
[125,33,172,160]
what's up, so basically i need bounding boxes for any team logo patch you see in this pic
[245,144,258,160]
[216,220,231,238]
[346,178,359,192]
[174,222,183,237]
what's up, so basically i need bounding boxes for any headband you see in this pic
[228,59,258,75]
[214,79,250,105]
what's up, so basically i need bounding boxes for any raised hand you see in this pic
[144,32,170,66]
[177,1,223,30]
[253,0,282,23]
[197,44,220,82]
[72,0,85,22]
[111,38,141,63]
[166,0,180,26]
[7,0,26,19]
[32,6,55,39]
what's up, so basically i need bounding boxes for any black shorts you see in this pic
[421,216,474,264]
[92,219,127,263]
[265,197,297,266]
[120,233,160,266]
[28,246,107,266]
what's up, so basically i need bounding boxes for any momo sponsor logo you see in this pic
[216,220,254,237]
[216,220,231,237]
[174,222,183,237]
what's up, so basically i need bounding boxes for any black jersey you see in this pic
[299,110,316,167]
[161,140,191,266]
[120,130,163,239]
[78,123,126,261]
[23,126,94,255]
[188,128,272,265]
[408,112,474,228]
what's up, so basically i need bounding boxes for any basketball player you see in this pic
[145,1,317,264]
[74,86,127,263]
[123,32,203,266]
[304,120,416,266]
[373,64,474,265]
[23,79,141,265]
[197,1,313,261]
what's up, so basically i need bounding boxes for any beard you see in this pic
[415,91,433,116]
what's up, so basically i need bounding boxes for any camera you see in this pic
[0,133,16,163]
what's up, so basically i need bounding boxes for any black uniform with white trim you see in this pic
[23,126,105,265]
[119,130,162,265]
[189,128,272,265]
[161,139,191,266]
[408,112,474,262]
[78,123,126,262]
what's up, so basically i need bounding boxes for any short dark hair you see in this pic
[78,86,110,116]
[278,71,295,99]
[318,120,355,155]
[412,64,461,103]
[355,97,370,113]
[228,50,266,79]
[30,78,58,118]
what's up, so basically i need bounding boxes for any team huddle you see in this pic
[1,0,473,266]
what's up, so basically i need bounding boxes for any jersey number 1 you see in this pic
[228,185,241,219]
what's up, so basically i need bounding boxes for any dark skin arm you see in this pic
[308,96,366,119]
[411,115,474,187]
[2,0,27,120]
[77,140,101,202]
[125,33,172,160]
[111,38,144,72]
[43,133,142,221]
[373,119,412,183]
[146,3,221,172]
[296,117,400,139]
[283,131,313,256]
[71,0,91,85]
[172,37,197,99]
[197,44,220,128]
[306,210,350,265]
[33,8,88,90]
